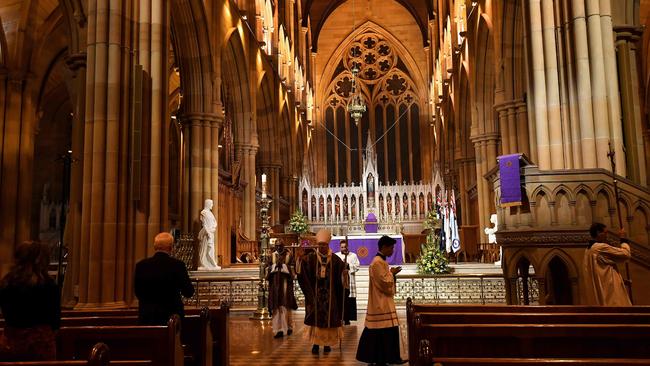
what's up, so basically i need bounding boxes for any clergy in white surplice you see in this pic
[335,240,360,324]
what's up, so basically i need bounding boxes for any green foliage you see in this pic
[288,210,308,234]
[417,213,449,274]
[424,209,441,231]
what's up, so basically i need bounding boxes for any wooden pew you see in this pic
[406,301,650,318]
[407,299,650,365]
[57,316,183,366]
[43,306,228,366]
[414,312,650,325]
[0,342,153,366]
[414,323,650,365]
[47,312,211,366]
[1,307,229,366]
[430,358,650,365]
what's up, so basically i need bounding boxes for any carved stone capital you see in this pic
[65,53,87,73]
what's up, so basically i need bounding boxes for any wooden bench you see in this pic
[0,342,154,366]
[16,306,229,366]
[70,312,215,366]
[430,358,650,365]
[406,299,650,366]
[57,316,183,366]
[406,301,650,316]
[414,312,650,325]
[414,324,650,365]
[2,306,228,366]
[44,312,211,366]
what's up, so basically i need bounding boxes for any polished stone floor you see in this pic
[229,310,408,366]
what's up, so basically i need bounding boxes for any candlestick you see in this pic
[261,173,267,198]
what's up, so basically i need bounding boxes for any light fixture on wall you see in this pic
[346,0,366,126]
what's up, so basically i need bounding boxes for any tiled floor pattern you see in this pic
[230,310,407,366]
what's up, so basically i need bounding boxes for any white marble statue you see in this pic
[484,214,501,265]
[198,199,220,270]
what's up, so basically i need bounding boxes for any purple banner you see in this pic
[499,153,522,207]
[329,235,403,265]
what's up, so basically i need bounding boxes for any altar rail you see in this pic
[185,273,539,308]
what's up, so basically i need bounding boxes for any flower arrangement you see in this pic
[288,210,308,234]
[416,210,450,274]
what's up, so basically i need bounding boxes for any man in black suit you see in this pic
[134,232,195,325]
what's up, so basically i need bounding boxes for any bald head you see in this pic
[154,232,174,253]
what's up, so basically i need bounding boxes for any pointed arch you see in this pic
[171,0,214,114]
[222,31,253,143]
[256,74,277,161]
[471,14,496,135]
[538,249,579,279]
[318,21,427,104]
[552,184,575,202]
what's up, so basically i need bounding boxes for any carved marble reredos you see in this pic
[299,134,444,230]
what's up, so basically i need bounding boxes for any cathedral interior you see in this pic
[2,0,650,362]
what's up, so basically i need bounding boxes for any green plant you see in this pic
[416,223,450,274]
[424,209,440,231]
[288,210,308,234]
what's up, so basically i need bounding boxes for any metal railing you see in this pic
[394,273,508,305]
[187,276,260,308]
[185,272,524,308]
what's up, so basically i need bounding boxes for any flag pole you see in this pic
[607,141,633,303]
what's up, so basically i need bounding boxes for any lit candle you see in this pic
[261,174,267,198]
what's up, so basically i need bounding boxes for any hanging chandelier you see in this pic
[347,0,366,125]
[347,65,366,125]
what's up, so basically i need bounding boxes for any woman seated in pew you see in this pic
[0,241,61,361]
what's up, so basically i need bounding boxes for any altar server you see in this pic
[356,235,405,365]
[268,240,298,338]
[335,240,360,324]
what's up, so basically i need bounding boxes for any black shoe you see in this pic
[323,346,331,353]
[344,320,351,325]
[311,345,319,354]
[287,328,293,335]
[274,331,283,338]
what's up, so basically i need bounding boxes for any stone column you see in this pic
[615,26,647,184]
[62,54,87,306]
[571,0,597,168]
[541,0,565,169]
[529,0,551,169]
[560,0,582,169]
[585,0,611,170]
[181,113,221,231]
[289,176,299,213]
[237,144,258,238]
[261,164,281,225]
[77,0,171,307]
[599,0,625,176]
[516,101,530,157]
[0,75,32,277]
[471,133,499,242]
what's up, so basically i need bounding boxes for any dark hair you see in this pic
[589,223,607,239]
[1,241,51,288]
[377,235,396,250]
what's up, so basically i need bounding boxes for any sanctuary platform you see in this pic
[187,262,519,310]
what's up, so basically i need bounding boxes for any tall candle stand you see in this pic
[251,175,272,320]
